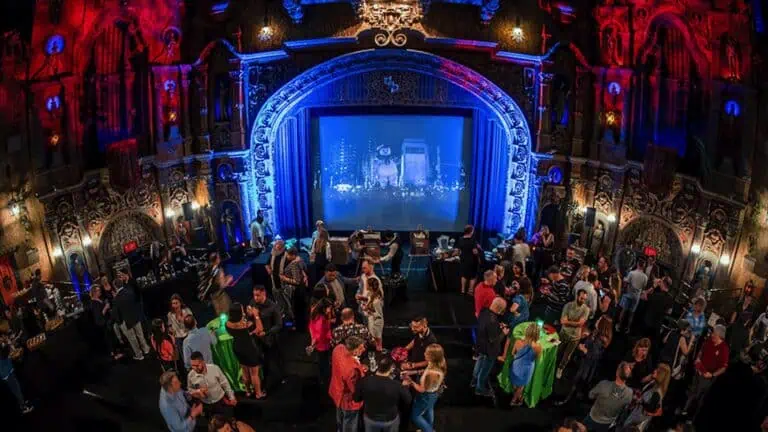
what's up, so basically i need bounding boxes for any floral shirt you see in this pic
[331,322,374,348]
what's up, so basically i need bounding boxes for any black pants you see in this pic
[203,398,234,419]
[263,343,283,389]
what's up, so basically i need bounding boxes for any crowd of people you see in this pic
[6,218,768,432]
[461,223,768,431]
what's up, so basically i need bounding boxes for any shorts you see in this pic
[619,294,640,313]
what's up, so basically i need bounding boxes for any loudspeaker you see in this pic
[584,207,596,228]
[182,202,195,221]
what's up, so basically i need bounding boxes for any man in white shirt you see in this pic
[356,259,382,319]
[511,233,531,274]
[617,262,648,333]
[187,351,237,418]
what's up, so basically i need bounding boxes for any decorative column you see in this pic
[524,161,545,237]
[181,65,193,155]
[536,72,553,152]
[684,216,708,281]
[571,68,588,156]
[197,64,211,152]
[590,77,604,158]
[153,75,166,149]
[229,59,246,150]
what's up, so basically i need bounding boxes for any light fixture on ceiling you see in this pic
[511,17,524,43]
[82,236,92,247]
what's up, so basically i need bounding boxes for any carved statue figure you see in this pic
[726,37,741,80]
[591,221,605,256]
[221,207,236,244]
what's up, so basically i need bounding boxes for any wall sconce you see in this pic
[511,17,524,43]
[52,247,63,258]
[82,236,92,247]
[719,254,731,266]
[167,110,178,122]
[605,111,617,126]
[191,201,200,210]
[165,208,175,218]
[580,206,587,214]
[10,204,20,217]
[691,243,701,254]
[259,2,273,41]
[49,134,60,146]
[607,213,617,223]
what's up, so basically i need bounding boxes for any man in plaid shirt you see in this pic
[685,297,708,339]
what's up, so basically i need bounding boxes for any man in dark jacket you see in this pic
[472,297,507,397]
[248,285,283,387]
[112,278,150,360]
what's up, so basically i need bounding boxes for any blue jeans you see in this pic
[471,354,495,392]
[363,414,399,432]
[582,415,611,432]
[336,407,360,432]
[3,372,24,407]
[411,392,439,432]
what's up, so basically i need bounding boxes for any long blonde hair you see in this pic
[313,229,329,253]
[654,363,671,397]
[524,322,540,343]
[424,344,446,390]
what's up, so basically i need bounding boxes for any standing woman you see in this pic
[556,315,613,404]
[90,285,123,360]
[508,323,542,407]
[310,229,332,287]
[729,281,756,356]
[364,278,385,351]
[507,278,533,329]
[308,297,334,384]
[166,294,193,369]
[405,344,447,432]
[457,225,481,296]
[621,363,671,431]
[150,318,177,371]
[226,303,265,399]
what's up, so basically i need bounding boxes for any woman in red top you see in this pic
[309,298,335,384]
[150,318,176,371]
[474,270,499,317]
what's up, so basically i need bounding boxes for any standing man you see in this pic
[573,271,598,319]
[401,316,437,371]
[595,256,612,294]
[266,240,286,300]
[248,285,283,387]
[583,362,633,431]
[616,261,648,333]
[329,336,367,432]
[511,233,531,275]
[29,269,54,316]
[681,324,729,417]
[278,247,305,324]
[557,289,590,379]
[472,297,507,397]
[317,264,356,310]
[112,277,150,361]
[353,355,412,432]
[182,316,215,370]
[685,297,708,340]
[332,308,375,349]
[474,270,498,318]
[541,266,571,324]
[158,370,203,432]
[187,351,237,418]
[643,276,674,340]
[356,259,382,318]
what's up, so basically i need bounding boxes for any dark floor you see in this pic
[15,254,765,432]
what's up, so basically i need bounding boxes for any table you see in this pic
[206,318,246,392]
[497,321,559,408]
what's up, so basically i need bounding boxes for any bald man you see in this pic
[473,296,507,396]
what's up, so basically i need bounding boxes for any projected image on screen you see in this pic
[312,114,473,231]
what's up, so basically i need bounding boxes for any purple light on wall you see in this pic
[608,82,621,96]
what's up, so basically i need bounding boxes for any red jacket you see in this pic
[328,344,365,410]
[474,282,496,317]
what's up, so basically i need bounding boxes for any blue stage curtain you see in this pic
[273,111,313,239]
[470,109,509,245]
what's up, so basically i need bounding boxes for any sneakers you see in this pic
[133,354,145,361]
[21,404,34,415]
[556,368,563,379]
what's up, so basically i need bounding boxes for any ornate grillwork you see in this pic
[358,0,423,47]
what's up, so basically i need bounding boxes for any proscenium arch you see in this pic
[250,49,533,235]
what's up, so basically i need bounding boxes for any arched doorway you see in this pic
[250,49,533,238]
[98,211,162,264]
[616,216,685,275]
